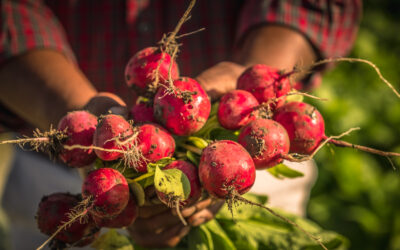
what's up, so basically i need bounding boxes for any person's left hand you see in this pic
[196,61,246,101]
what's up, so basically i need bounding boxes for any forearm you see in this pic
[0,49,97,130]
[235,25,317,74]
[198,25,317,100]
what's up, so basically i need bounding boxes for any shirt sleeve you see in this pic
[0,0,76,64]
[0,0,76,133]
[237,0,362,59]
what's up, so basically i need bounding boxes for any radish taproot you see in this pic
[93,114,134,161]
[82,168,130,218]
[124,47,179,93]
[57,111,98,167]
[198,140,256,199]
[218,90,259,130]
[238,118,290,169]
[237,64,291,109]
[154,77,211,136]
[36,193,99,246]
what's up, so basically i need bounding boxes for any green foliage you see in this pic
[307,1,400,249]
[92,229,134,250]
[267,163,304,179]
[103,194,346,250]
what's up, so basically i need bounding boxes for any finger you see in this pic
[129,223,190,248]
[138,204,169,219]
[176,198,213,218]
[84,92,127,116]
[188,200,225,227]
[109,106,128,117]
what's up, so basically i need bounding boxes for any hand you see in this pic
[128,188,224,248]
[196,61,246,101]
[84,92,128,117]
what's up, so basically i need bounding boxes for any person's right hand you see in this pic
[84,92,128,118]
[128,187,224,248]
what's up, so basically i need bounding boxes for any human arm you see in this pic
[0,1,126,131]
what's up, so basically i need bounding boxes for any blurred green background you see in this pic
[307,1,400,249]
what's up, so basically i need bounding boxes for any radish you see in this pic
[82,168,130,218]
[217,90,259,130]
[273,102,325,155]
[130,101,156,123]
[238,118,290,169]
[57,111,98,167]
[156,160,201,206]
[237,64,291,109]
[131,123,176,172]
[93,114,134,161]
[92,194,138,228]
[124,47,179,93]
[198,140,256,199]
[36,193,98,246]
[153,77,211,136]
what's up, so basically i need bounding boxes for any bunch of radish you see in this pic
[2,1,399,249]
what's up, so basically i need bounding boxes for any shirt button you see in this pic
[138,22,152,33]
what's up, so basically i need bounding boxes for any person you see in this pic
[0,0,361,248]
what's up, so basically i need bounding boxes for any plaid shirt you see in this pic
[0,0,361,132]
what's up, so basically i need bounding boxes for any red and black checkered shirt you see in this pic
[0,0,361,131]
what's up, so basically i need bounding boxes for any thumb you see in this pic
[84,92,128,118]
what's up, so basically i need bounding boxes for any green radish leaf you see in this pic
[210,101,219,116]
[187,136,209,149]
[203,219,236,250]
[122,168,142,179]
[267,163,304,179]
[210,127,239,141]
[138,176,154,189]
[91,229,133,250]
[93,158,105,169]
[267,167,284,180]
[147,157,175,173]
[188,225,214,250]
[285,90,304,103]
[214,193,348,249]
[186,150,200,166]
[154,166,191,200]
[193,102,221,139]
[129,181,146,206]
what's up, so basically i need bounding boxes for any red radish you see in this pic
[57,111,98,167]
[237,64,291,109]
[238,119,290,169]
[131,123,176,172]
[153,77,211,136]
[130,101,156,123]
[124,47,179,93]
[198,140,256,198]
[36,193,98,246]
[273,101,325,155]
[217,90,259,130]
[93,114,134,161]
[82,168,130,218]
[157,160,202,206]
[93,194,138,228]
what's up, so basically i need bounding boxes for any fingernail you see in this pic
[109,106,128,116]
[189,217,205,227]
[179,226,191,236]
